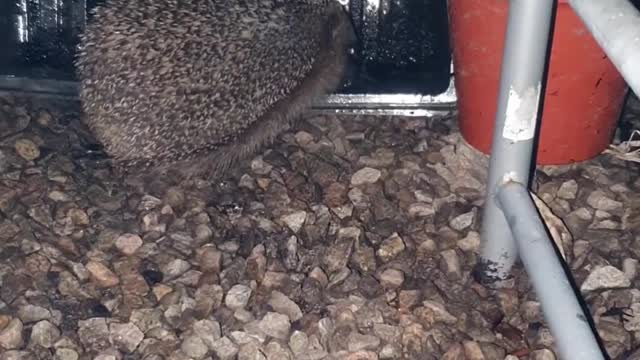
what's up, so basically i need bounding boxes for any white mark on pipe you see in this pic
[502,83,541,142]
[502,171,519,185]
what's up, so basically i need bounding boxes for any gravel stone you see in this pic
[164,186,186,209]
[351,167,382,186]
[162,259,191,281]
[407,202,435,217]
[581,265,631,292]
[421,300,458,325]
[129,308,164,333]
[624,258,639,281]
[379,344,401,359]
[457,231,480,253]
[348,332,381,352]
[229,331,257,346]
[14,138,40,161]
[378,269,404,289]
[268,290,303,321]
[587,190,623,212]
[152,284,173,301]
[442,343,464,359]
[86,261,120,288]
[29,320,60,348]
[624,303,640,332]
[449,209,476,231]
[181,335,209,359]
[251,157,273,175]
[343,350,379,360]
[376,233,405,262]
[531,349,556,360]
[264,340,293,359]
[238,342,266,360]
[557,180,578,199]
[0,318,23,350]
[440,249,462,279]
[212,336,239,360]
[323,227,358,274]
[352,243,377,274]
[197,246,222,273]
[462,341,485,360]
[0,351,35,360]
[78,318,110,352]
[348,188,369,208]
[281,211,307,233]
[225,284,253,310]
[93,355,118,360]
[258,312,291,340]
[54,349,79,360]
[67,208,90,226]
[289,330,309,355]
[192,319,222,348]
[17,305,51,323]
[109,322,144,353]
[115,233,143,255]
[0,221,20,241]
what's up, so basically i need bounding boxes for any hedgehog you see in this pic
[75,0,356,183]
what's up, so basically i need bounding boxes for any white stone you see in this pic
[280,211,307,233]
[225,285,253,310]
[586,191,622,212]
[351,167,382,186]
[581,265,631,292]
[557,180,578,200]
[268,291,303,322]
[458,231,480,253]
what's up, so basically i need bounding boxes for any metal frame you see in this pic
[0,73,458,116]
[311,75,457,117]
[476,0,640,358]
[0,76,80,100]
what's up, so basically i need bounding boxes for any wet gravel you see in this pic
[0,92,639,360]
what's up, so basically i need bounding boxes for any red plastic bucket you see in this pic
[448,0,627,165]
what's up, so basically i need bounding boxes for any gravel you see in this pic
[0,93,639,359]
[225,284,253,310]
[0,319,23,350]
[29,320,60,348]
[581,265,632,292]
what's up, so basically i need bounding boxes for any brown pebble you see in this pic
[197,246,222,273]
[86,261,120,288]
[0,315,11,331]
[14,138,40,161]
[115,233,143,255]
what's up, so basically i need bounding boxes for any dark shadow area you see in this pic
[0,0,452,96]
[529,1,559,177]
[0,0,105,81]
[339,0,451,95]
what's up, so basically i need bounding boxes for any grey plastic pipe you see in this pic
[497,182,605,360]
[569,0,640,97]
[477,0,555,282]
